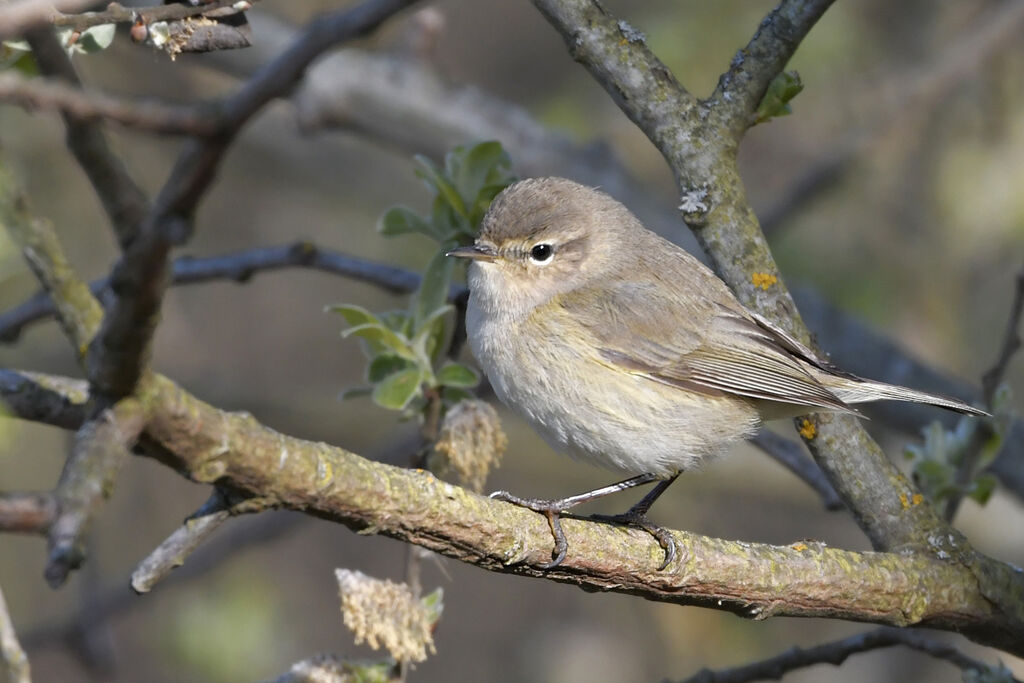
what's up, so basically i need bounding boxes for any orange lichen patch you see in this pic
[751,272,778,290]
[791,542,808,552]
[798,419,816,440]
[912,493,924,506]
[900,493,910,509]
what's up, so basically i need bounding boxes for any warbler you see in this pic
[447,177,985,569]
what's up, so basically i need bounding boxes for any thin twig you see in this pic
[50,0,254,32]
[0,585,31,683]
[0,72,217,136]
[130,488,276,593]
[23,28,149,250]
[749,431,842,510]
[944,267,1024,521]
[0,492,57,535]
[678,626,1011,683]
[0,242,430,342]
[0,0,98,40]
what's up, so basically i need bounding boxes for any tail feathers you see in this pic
[831,379,990,417]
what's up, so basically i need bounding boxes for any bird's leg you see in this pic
[490,473,664,569]
[589,473,681,570]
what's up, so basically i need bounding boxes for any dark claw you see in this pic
[590,511,678,570]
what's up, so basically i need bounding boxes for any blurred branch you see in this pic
[23,28,149,249]
[50,0,253,31]
[749,431,841,510]
[707,0,836,141]
[0,370,88,430]
[0,492,56,535]
[679,626,1010,683]
[944,267,1024,521]
[0,585,31,683]
[759,0,1024,237]
[130,487,276,593]
[2,369,1023,656]
[0,72,217,136]
[0,0,98,41]
[0,242,435,342]
[46,397,148,587]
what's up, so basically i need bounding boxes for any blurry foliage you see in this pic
[329,141,515,420]
[904,386,1014,507]
[2,23,116,65]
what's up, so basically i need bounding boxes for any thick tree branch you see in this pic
[0,492,57,535]
[0,72,217,136]
[679,626,1011,683]
[528,0,960,557]
[50,0,253,31]
[707,0,836,142]
[23,28,150,250]
[2,369,1023,655]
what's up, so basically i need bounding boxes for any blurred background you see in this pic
[1,0,1023,681]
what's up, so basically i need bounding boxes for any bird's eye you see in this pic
[529,243,554,264]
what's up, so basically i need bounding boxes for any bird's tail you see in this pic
[829,378,989,417]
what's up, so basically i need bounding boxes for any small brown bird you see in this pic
[448,177,986,569]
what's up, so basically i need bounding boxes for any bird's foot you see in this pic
[489,491,575,569]
[589,510,678,570]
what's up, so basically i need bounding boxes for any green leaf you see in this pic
[441,386,475,405]
[379,310,414,337]
[343,323,415,360]
[368,355,414,383]
[326,303,383,328]
[378,205,437,239]
[452,142,509,207]
[754,70,803,124]
[967,473,998,505]
[436,363,479,388]
[78,23,116,53]
[371,368,422,410]
[412,248,455,332]
[415,155,467,218]
[411,304,453,365]
[420,587,444,625]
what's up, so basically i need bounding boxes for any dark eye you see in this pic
[529,243,553,263]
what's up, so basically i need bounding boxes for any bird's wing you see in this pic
[561,278,854,413]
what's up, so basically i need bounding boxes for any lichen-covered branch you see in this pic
[0,585,31,683]
[678,626,1008,683]
[0,492,57,535]
[2,369,1023,655]
[49,0,256,32]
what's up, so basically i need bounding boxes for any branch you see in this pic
[0,585,31,683]
[0,72,217,135]
[50,0,252,31]
[2,369,1023,656]
[707,0,836,142]
[23,28,149,250]
[130,488,275,593]
[0,0,98,40]
[749,431,841,510]
[46,396,149,587]
[0,492,56,535]
[679,626,1010,683]
[529,0,956,556]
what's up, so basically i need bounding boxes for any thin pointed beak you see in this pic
[447,244,497,262]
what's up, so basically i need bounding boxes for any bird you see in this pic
[447,177,987,569]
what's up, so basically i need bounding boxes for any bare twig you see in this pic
[944,267,1024,521]
[0,241,428,342]
[0,72,217,135]
[130,488,276,593]
[50,0,253,32]
[23,28,149,250]
[0,585,31,683]
[46,396,149,587]
[0,370,89,430]
[750,431,842,510]
[707,0,836,141]
[679,626,1011,683]
[0,0,98,40]
[3,369,1023,656]
[0,492,56,535]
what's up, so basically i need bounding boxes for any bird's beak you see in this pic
[446,244,497,262]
